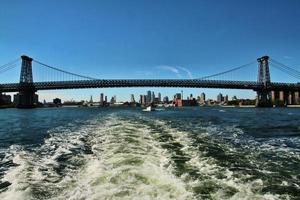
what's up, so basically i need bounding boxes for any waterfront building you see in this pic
[140,95,146,105]
[100,93,104,105]
[200,92,206,102]
[174,93,181,100]
[158,92,161,102]
[163,96,169,104]
[224,95,229,103]
[217,93,223,102]
[173,99,197,107]
[154,97,159,104]
[110,96,115,104]
[173,92,197,107]
[0,93,11,105]
[147,91,151,104]
[130,94,135,103]
[53,98,62,105]
[151,92,155,103]
[89,95,93,103]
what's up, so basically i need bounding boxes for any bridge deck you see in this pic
[0,79,299,92]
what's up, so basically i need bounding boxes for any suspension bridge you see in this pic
[0,55,300,108]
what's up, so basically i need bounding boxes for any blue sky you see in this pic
[1,0,300,102]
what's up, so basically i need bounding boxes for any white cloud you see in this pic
[177,66,193,79]
[157,65,181,77]
[157,65,193,79]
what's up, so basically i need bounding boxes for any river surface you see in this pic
[0,107,300,200]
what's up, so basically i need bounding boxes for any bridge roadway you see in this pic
[0,79,300,92]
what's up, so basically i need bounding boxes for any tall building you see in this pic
[140,95,146,105]
[163,96,169,103]
[89,95,93,103]
[217,93,223,103]
[224,95,229,103]
[110,96,116,104]
[147,90,151,104]
[190,94,193,100]
[200,92,206,102]
[130,94,135,103]
[139,95,143,104]
[158,92,161,102]
[110,97,114,104]
[174,93,181,100]
[105,96,108,103]
[100,93,104,105]
[151,92,155,103]
[198,92,206,104]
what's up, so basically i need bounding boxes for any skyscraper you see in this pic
[110,96,115,104]
[147,90,151,104]
[163,96,169,103]
[140,95,146,105]
[151,92,155,103]
[217,93,223,102]
[158,92,161,102]
[224,95,229,103]
[130,94,135,103]
[139,95,143,104]
[100,93,104,105]
[200,92,206,103]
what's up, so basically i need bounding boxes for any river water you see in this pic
[0,107,299,200]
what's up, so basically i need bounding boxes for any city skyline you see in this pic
[48,90,243,104]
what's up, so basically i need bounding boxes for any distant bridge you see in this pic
[0,55,300,108]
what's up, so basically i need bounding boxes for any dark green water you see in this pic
[0,107,300,199]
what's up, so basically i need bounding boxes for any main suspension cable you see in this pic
[197,61,256,80]
[33,60,97,80]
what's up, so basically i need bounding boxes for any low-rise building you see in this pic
[0,93,11,105]
[53,98,62,105]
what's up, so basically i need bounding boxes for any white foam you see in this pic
[0,114,194,200]
[150,119,284,200]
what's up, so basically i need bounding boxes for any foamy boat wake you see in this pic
[0,111,294,199]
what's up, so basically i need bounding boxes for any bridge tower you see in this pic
[16,55,37,108]
[256,56,272,107]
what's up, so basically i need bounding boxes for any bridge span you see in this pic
[1,80,300,93]
[0,55,300,108]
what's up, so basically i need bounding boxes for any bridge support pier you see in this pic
[255,90,272,107]
[15,89,38,108]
